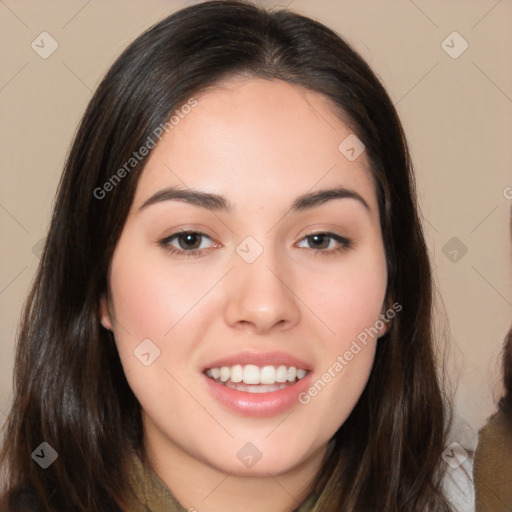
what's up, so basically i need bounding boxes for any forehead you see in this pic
[131,78,376,213]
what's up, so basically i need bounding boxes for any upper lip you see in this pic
[202,350,312,372]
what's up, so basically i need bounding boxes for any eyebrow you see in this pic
[138,186,370,213]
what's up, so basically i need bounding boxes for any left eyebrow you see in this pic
[290,187,370,212]
[138,186,370,213]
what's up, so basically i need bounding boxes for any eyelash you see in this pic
[158,230,353,258]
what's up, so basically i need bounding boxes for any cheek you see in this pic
[303,252,387,344]
[294,246,386,418]
[106,242,209,399]
[107,247,208,420]
[297,261,384,434]
[108,244,214,342]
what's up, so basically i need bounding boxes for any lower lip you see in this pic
[201,373,313,417]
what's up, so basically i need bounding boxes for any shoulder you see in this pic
[474,411,512,474]
[473,411,512,512]
[476,410,512,444]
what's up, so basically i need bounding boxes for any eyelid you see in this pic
[296,232,353,254]
[158,228,352,258]
[160,228,213,242]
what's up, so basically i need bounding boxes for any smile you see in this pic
[205,364,308,393]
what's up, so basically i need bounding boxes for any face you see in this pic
[100,78,388,477]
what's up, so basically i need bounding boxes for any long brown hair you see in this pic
[0,1,454,510]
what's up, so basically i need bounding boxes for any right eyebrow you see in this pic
[139,187,234,212]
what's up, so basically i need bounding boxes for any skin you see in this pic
[100,78,388,512]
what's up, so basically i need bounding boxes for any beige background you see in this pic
[1,0,511,456]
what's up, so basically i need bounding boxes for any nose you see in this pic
[223,246,301,335]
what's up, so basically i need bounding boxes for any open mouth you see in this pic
[204,364,309,393]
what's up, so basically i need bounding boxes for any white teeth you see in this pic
[236,383,289,393]
[275,365,288,383]
[230,364,243,383]
[260,366,276,384]
[220,366,230,382]
[243,364,260,384]
[205,364,308,386]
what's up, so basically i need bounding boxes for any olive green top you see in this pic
[126,450,319,511]
[473,411,512,512]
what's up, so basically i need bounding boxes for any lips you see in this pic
[202,351,311,374]
[201,351,313,416]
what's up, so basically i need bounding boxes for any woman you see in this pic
[0,1,460,510]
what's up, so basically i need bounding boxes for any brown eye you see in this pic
[297,232,352,256]
[307,234,331,250]
[159,230,216,256]
[176,232,203,250]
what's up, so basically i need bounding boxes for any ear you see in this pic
[99,293,113,331]
[377,299,393,338]
[378,313,390,338]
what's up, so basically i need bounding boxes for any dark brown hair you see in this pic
[1,1,454,510]
[499,210,512,420]
[498,328,512,420]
